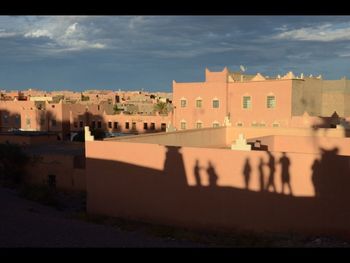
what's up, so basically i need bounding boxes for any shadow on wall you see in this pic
[87,145,350,236]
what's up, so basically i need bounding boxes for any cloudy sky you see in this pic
[1,16,350,92]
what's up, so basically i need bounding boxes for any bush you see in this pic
[19,184,59,208]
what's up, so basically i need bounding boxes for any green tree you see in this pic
[154,101,168,114]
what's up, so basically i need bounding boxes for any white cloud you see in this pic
[273,23,350,42]
[24,29,53,39]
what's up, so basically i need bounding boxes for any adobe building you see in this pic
[173,67,350,130]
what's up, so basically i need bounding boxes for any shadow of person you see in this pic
[311,158,321,197]
[266,151,276,193]
[279,152,293,195]
[242,158,252,190]
[258,157,265,192]
[206,161,218,187]
[194,159,202,186]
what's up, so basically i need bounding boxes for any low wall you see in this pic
[105,126,228,147]
[25,154,86,192]
[0,133,58,145]
[86,140,350,236]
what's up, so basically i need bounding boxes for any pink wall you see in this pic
[86,140,350,236]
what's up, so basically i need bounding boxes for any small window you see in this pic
[52,105,55,108]
[180,99,187,108]
[132,122,136,130]
[180,121,186,130]
[272,122,280,128]
[3,115,8,124]
[213,122,220,128]
[79,121,83,128]
[97,121,102,129]
[92,121,96,129]
[212,99,220,108]
[150,123,155,130]
[51,119,56,127]
[74,122,78,128]
[108,121,112,128]
[267,96,276,109]
[114,122,119,129]
[144,123,148,130]
[236,122,243,127]
[196,122,202,129]
[161,123,166,131]
[125,122,129,129]
[196,99,202,108]
[243,96,252,109]
[251,122,259,127]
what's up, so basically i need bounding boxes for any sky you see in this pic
[1,16,350,92]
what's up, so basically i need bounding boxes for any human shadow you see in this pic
[279,152,293,195]
[242,158,252,190]
[194,159,202,186]
[206,161,218,187]
[265,151,276,193]
[258,157,265,192]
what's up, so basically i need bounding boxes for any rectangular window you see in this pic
[97,121,102,129]
[144,123,148,130]
[108,121,112,128]
[243,96,252,109]
[180,99,187,108]
[267,96,276,109]
[74,122,78,128]
[114,122,118,129]
[272,123,280,128]
[150,123,155,130]
[161,123,166,131]
[196,99,202,108]
[79,121,83,128]
[180,122,186,130]
[125,122,129,129]
[213,123,220,128]
[212,100,220,108]
[132,122,136,130]
[236,122,243,127]
[51,119,56,127]
[3,115,8,124]
[196,122,202,129]
[92,121,96,129]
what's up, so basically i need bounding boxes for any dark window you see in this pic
[97,121,102,128]
[115,95,120,103]
[132,122,136,130]
[125,122,129,129]
[114,122,118,129]
[144,123,148,130]
[51,119,56,127]
[161,123,166,131]
[150,123,155,130]
[108,122,112,128]
[79,121,83,128]
[74,122,78,128]
[48,174,56,189]
[92,121,96,129]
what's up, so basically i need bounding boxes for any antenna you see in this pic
[240,65,246,72]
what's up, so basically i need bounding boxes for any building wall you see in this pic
[25,154,86,192]
[228,80,293,128]
[85,139,350,235]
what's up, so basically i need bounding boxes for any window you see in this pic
[125,122,129,129]
[51,119,56,127]
[180,99,187,108]
[161,123,166,131]
[236,122,243,127]
[144,123,148,130]
[213,122,220,128]
[97,121,102,129]
[3,115,8,124]
[272,122,280,128]
[180,121,186,130]
[92,121,96,129]
[196,99,202,108]
[114,122,119,129]
[108,122,112,129]
[267,96,276,109]
[79,121,83,128]
[132,122,136,130]
[150,123,155,130]
[243,96,252,109]
[196,122,202,129]
[14,115,20,126]
[74,122,78,128]
[212,99,220,108]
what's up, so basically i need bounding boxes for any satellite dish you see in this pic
[240,65,246,72]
